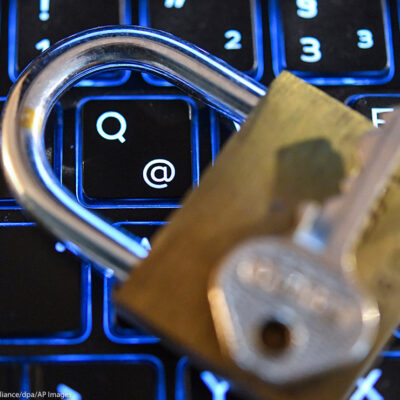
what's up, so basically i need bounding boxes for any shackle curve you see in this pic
[1,26,266,281]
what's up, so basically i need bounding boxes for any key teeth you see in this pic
[295,122,399,260]
[294,132,377,244]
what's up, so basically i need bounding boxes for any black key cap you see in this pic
[0,101,61,204]
[269,0,393,84]
[78,96,198,206]
[0,364,22,392]
[176,358,245,400]
[0,224,90,342]
[348,94,400,128]
[104,222,165,343]
[29,355,165,400]
[348,356,400,399]
[140,0,262,82]
[10,0,130,85]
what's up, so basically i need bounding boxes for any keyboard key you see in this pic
[140,0,263,84]
[0,224,90,343]
[269,0,393,84]
[9,0,131,85]
[77,96,199,206]
[176,358,245,400]
[348,94,400,128]
[0,364,22,392]
[104,276,158,344]
[104,222,165,343]
[29,355,165,400]
[348,357,400,399]
[178,355,400,400]
[0,101,61,205]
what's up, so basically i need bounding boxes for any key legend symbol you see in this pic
[57,384,82,400]
[39,0,50,21]
[200,371,230,400]
[350,369,383,400]
[96,111,127,143]
[371,107,394,128]
[35,38,50,52]
[55,242,66,253]
[140,237,152,251]
[143,159,176,189]
[164,0,186,8]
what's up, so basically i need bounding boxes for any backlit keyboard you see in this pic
[0,1,399,399]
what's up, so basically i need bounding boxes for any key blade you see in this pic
[295,110,400,269]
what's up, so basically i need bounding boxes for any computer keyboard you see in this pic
[28,355,164,399]
[0,0,399,399]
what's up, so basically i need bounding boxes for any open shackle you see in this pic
[0,26,266,281]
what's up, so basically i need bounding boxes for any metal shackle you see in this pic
[1,26,266,281]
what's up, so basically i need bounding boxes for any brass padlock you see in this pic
[2,27,400,400]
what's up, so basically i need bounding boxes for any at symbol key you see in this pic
[77,96,199,206]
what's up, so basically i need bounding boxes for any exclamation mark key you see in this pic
[12,0,129,84]
[39,0,50,21]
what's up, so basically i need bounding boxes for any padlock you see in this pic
[2,27,400,400]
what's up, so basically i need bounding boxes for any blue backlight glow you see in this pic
[138,0,264,86]
[269,0,395,85]
[8,0,132,86]
[75,95,200,209]
[57,384,82,400]
[0,222,92,346]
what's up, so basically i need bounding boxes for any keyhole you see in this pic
[260,320,292,355]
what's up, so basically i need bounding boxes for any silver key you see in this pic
[210,112,400,385]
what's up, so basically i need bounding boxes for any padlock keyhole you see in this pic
[260,320,291,355]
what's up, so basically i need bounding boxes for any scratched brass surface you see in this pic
[116,72,400,399]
